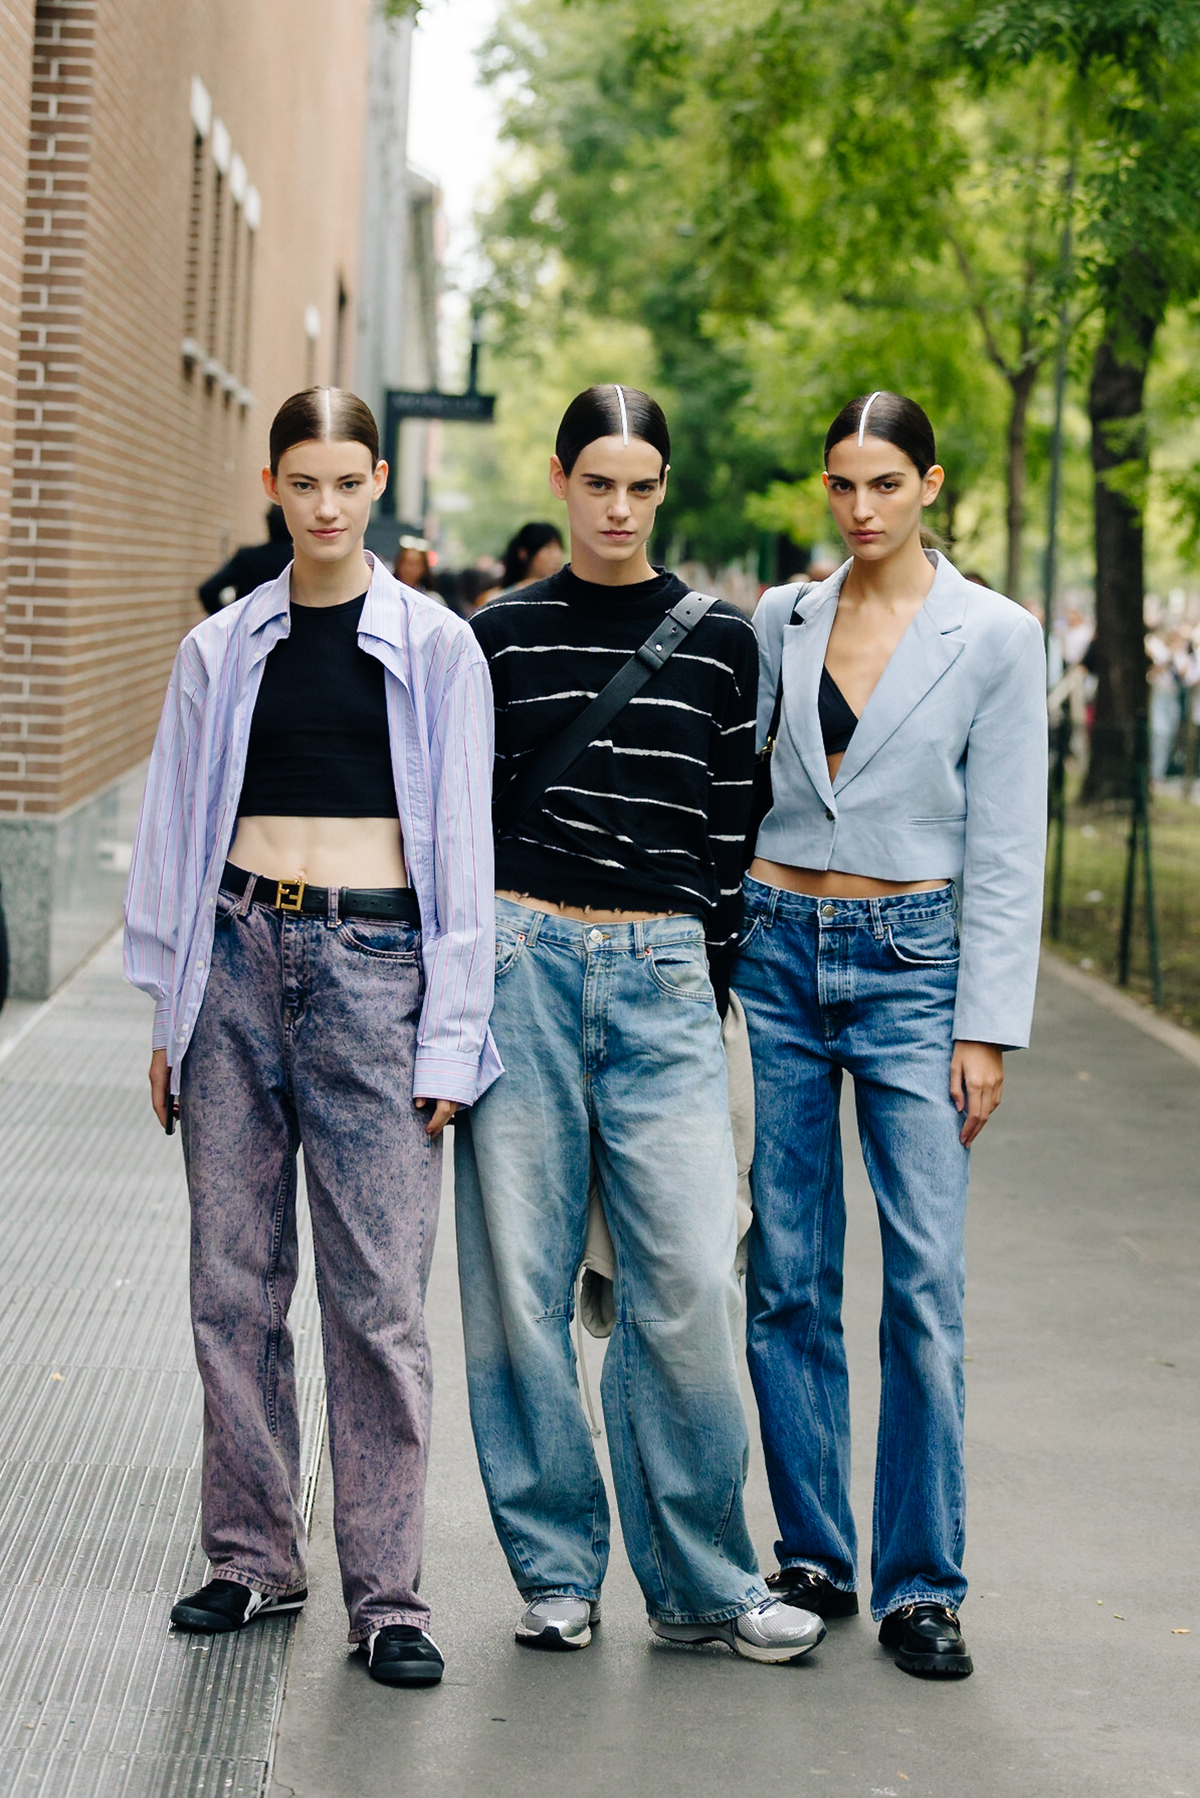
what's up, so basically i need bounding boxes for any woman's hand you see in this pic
[149,1048,171,1128]
[415,1097,461,1138]
[950,1041,1003,1147]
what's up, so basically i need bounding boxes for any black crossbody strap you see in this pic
[494,591,721,837]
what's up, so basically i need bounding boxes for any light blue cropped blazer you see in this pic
[752,554,1048,1049]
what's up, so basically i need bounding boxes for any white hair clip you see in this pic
[614,383,630,445]
[857,390,883,445]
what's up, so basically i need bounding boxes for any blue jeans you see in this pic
[733,878,971,1620]
[180,881,441,1641]
[454,899,766,1624]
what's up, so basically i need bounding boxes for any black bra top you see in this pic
[238,594,399,818]
[818,666,859,756]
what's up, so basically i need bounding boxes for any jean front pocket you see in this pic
[646,942,714,1002]
[884,911,960,968]
[338,919,421,962]
[495,927,527,980]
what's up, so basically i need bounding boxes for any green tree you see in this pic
[959,1,1200,796]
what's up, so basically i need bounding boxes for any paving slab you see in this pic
[269,958,1199,1798]
[0,941,326,1798]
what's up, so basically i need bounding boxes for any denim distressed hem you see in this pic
[873,1590,964,1624]
[215,1567,306,1600]
[781,1558,856,1594]
[516,1585,601,1606]
[348,1609,431,1644]
[647,1584,767,1627]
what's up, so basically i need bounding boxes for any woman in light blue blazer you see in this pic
[733,391,1047,1681]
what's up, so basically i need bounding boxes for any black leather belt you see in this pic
[221,862,420,924]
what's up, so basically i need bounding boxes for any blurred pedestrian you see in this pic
[459,383,823,1668]
[1147,626,1182,784]
[736,390,1046,1681]
[125,386,497,1690]
[499,521,563,592]
[1054,604,1093,669]
[197,506,292,614]
[394,534,437,595]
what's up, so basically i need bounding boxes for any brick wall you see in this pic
[0,1,36,644]
[1,0,370,818]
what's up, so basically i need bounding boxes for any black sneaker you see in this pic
[766,1565,859,1618]
[366,1625,444,1687]
[878,1603,973,1678]
[170,1578,307,1634]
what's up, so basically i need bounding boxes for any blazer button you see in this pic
[825,807,834,821]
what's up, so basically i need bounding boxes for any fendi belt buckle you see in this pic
[275,878,306,913]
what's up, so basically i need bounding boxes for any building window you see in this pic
[181,81,257,411]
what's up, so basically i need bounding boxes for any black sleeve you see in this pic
[198,554,240,615]
[706,615,759,1014]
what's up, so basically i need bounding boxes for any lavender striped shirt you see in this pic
[124,555,501,1104]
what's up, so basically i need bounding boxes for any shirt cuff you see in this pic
[151,999,170,1052]
[413,1047,486,1108]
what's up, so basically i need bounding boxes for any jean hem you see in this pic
[780,1558,856,1594]
[516,1584,602,1605]
[873,1589,965,1623]
[647,1583,767,1626]
[348,1609,431,1643]
[213,1566,306,1599]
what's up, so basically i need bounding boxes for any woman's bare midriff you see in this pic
[496,890,679,922]
[748,857,950,899]
[229,816,408,888]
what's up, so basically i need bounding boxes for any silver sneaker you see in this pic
[650,1597,825,1664]
[515,1595,600,1650]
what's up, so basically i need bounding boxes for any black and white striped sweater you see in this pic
[471,567,758,991]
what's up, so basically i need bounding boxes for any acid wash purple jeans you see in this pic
[179,881,441,1641]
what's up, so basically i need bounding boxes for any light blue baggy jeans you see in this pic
[733,878,972,1621]
[454,898,767,1625]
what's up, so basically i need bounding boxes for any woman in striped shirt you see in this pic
[456,385,824,1665]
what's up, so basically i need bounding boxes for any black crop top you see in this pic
[237,594,399,817]
[818,666,859,756]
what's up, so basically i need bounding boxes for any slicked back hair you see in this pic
[823,391,937,478]
[269,387,380,474]
[555,384,670,477]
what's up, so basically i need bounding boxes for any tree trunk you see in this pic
[1082,308,1158,801]
[1004,362,1038,602]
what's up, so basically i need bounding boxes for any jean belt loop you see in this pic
[634,919,646,958]
[234,872,258,920]
[523,907,542,949]
[326,884,340,928]
[765,884,779,929]
[869,897,884,939]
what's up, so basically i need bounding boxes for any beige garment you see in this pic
[577,991,755,1340]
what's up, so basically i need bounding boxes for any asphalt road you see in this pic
[268,960,1199,1798]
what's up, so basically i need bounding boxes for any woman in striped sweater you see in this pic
[456,385,824,1665]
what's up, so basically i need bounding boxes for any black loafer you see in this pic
[878,1603,973,1677]
[366,1624,444,1687]
[766,1566,859,1618]
[170,1578,307,1634]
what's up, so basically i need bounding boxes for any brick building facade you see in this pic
[0,0,426,999]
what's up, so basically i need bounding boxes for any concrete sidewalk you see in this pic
[269,961,1199,1798]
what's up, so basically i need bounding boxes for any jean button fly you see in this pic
[589,928,603,945]
[821,903,836,920]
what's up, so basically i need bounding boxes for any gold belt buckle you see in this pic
[275,877,305,913]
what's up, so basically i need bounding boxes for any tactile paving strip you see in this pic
[0,940,326,1797]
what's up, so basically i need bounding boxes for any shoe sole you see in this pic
[514,1622,592,1650]
[652,1622,826,1664]
[893,1648,974,1678]
[170,1594,307,1634]
[368,1662,444,1686]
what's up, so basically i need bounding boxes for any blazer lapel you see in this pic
[832,558,967,794]
[778,578,841,811]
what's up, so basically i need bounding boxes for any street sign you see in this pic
[386,389,496,423]
[380,386,497,516]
